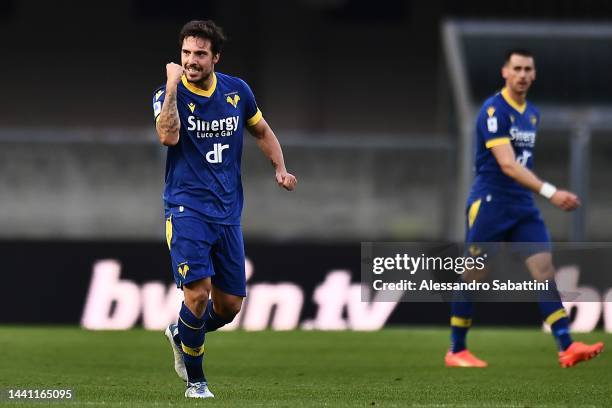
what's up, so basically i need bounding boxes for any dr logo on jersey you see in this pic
[206,143,229,164]
[516,150,532,167]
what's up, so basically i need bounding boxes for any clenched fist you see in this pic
[550,190,581,211]
[276,170,297,191]
[166,62,184,86]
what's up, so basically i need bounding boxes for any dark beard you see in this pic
[187,70,212,89]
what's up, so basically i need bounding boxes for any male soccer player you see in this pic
[445,49,603,368]
[153,20,297,398]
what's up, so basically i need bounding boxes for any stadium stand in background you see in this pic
[0,1,611,242]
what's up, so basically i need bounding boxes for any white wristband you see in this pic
[539,182,557,199]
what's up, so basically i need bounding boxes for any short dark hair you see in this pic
[179,20,226,55]
[504,49,534,64]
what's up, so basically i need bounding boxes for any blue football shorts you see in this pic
[164,205,246,297]
[465,194,551,258]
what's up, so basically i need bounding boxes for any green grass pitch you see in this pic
[0,327,610,407]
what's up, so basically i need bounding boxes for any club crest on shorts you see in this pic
[178,262,190,278]
[469,245,482,257]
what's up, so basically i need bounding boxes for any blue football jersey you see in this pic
[469,87,540,204]
[153,72,262,224]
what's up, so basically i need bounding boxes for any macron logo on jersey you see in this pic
[187,115,240,139]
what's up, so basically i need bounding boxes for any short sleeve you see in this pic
[477,105,511,149]
[152,86,166,123]
[239,79,262,127]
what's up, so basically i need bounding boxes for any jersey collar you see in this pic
[501,87,527,114]
[181,72,217,98]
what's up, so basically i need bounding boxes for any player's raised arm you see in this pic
[490,144,580,211]
[156,63,184,146]
[247,118,297,191]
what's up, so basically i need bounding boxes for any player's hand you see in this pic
[550,190,581,211]
[166,63,184,86]
[276,170,297,191]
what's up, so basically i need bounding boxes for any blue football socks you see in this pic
[202,300,233,333]
[538,282,572,351]
[450,299,474,353]
[177,302,206,383]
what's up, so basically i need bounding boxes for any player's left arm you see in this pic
[490,144,580,211]
[247,118,297,191]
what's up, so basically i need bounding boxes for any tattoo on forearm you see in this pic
[158,87,180,135]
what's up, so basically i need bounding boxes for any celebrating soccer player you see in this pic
[445,49,603,368]
[153,20,297,398]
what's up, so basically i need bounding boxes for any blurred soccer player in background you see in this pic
[153,20,297,398]
[445,49,603,368]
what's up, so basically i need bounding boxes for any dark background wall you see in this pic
[2,0,612,132]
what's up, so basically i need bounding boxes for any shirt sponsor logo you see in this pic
[187,115,240,138]
[510,127,536,147]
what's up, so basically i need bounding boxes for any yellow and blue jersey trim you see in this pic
[247,109,263,127]
[181,72,217,97]
[501,87,527,114]
[485,137,511,149]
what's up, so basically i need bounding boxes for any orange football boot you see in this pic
[445,350,488,367]
[558,341,604,368]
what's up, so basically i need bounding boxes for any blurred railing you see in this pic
[0,128,454,241]
[2,127,611,241]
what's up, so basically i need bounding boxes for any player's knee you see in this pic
[183,283,211,317]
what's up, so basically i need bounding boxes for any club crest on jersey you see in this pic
[530,115,537,126]
[486,106,495,117]
[226,94,240,108]
[155,90,164,101]
[187,102,196,113]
